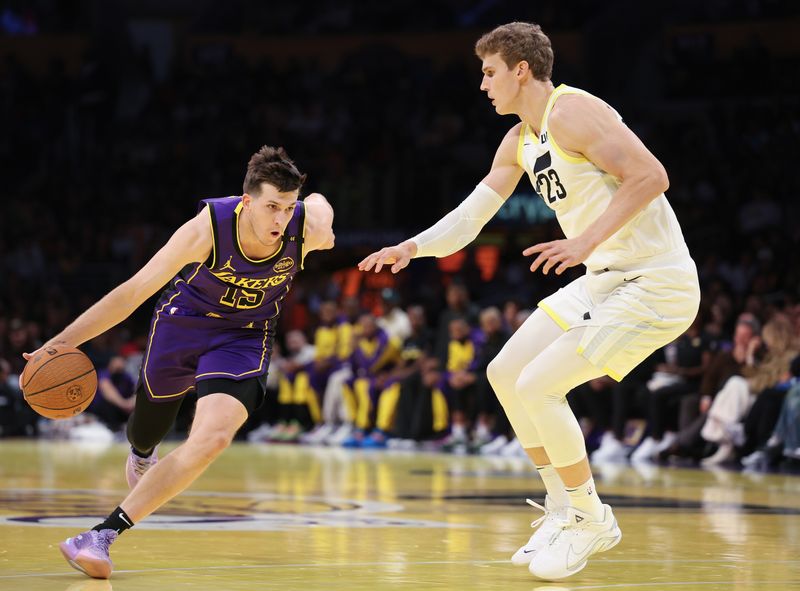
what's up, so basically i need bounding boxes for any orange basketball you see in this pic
[21,344,97,420]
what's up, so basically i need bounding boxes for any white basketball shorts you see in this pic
[537,247,701,381]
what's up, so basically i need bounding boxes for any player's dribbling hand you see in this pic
[523,237,594,275]
[358,241,417,274]
[19,340,67,389]
[21,339,67,362]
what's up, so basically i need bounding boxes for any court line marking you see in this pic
[2,559,799,580]
[563,584,799,590]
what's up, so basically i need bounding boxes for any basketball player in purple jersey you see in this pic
[23,146,334,578]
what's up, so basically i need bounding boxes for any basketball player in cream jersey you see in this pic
[359,22,700,581]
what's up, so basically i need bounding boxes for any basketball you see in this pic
[21,344,97,420]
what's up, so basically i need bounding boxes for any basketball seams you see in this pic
[21,351,87,390]
[28,399,94,412]
[23,368,97,397]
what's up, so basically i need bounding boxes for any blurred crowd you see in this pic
[3,281,800,474]
[1,2,799,473]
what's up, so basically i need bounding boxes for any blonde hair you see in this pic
[747,314,798,392]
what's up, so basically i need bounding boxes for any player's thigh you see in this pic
[190,379,262,441]
[490,308,565,378]
[517,327,605,398]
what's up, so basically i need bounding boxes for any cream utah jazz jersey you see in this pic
[517,84,687,272]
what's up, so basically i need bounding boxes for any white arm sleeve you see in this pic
[410,182,505,258]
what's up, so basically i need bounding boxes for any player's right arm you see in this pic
[25,210,213,358]
[358,123,525,274]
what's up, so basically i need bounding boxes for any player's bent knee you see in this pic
[187,430,234,462]
[486,357,514,400]
[486,358,502,388]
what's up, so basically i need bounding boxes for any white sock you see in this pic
[535,464,569,507]
[565,476,604,521]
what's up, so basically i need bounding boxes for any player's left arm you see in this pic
[524,95,669,275]
[302,193,335,253]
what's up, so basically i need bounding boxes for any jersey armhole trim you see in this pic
[299,201,307,270]
[205,203,218,269]
[544,86,590,165]
[516,123,527,170]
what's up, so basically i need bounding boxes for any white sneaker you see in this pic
[740,449,766,468]
[325,423,354,446]
[511,496,566,566]
[387,438,417,450]
[654,432,677,455]
[300,423,334,445]
[630,436,659,463]
[700,442,735,467]
[125,447,159,489]
[246,423,276,443]
[480,435,509,456]
[590,432,628,463]
[500,437,524,458]
[529,504,622,580]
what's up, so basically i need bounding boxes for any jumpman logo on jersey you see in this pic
[220,256,237,273]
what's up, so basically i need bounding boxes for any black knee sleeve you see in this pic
[126,383,183,454]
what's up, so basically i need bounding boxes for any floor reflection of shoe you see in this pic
[529,504,622,581]
[125,446,158,489]
[64,580,114,591]
[59,529,118,579]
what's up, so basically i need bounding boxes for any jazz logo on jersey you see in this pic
[273,257,295,273]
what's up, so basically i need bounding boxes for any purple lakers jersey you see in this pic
[159,196,306,324]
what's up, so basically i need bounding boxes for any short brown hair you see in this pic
[243,146,307,194]
[475,22,553,81]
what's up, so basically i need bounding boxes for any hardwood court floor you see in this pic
[0,439,799,591]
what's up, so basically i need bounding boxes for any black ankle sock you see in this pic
[93,506,134,534]
[131,447,153,459]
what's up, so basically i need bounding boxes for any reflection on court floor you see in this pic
[1,440,799,591]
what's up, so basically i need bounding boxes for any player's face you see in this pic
[243,183,300,244]
[480,53,519,115]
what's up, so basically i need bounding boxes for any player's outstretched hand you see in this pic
[523,236,594,275]
[358,241,417,274]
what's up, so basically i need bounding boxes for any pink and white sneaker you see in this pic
[125,447,158,489]
[59,529,117,579]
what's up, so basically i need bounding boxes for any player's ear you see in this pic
[516,61,530,78]
[241,193,252,208]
